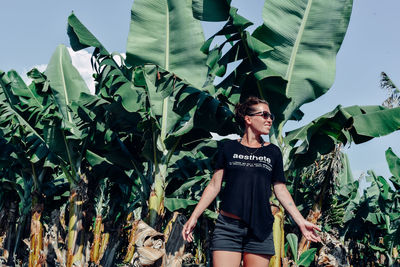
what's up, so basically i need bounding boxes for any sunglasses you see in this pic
[247,111,275,121]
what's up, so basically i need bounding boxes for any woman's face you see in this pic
[244,103,273,135]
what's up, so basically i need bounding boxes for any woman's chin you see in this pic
[259,129,270,135]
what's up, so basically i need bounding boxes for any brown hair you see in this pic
[234,96,269,129]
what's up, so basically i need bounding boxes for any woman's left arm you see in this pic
[273,182,321,243]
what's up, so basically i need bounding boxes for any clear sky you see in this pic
[1,0,399,181]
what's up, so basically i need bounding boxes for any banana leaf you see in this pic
[253,0,353,134]
[337,152,354,186]
[44,45,94,182]
[126,0,208,88]
[200,7,288,131]
[45,44,91,124]
[284,105,400,168]
[192,0,230,22]
[67,13,108,55]
[0,70,52,164]
[386,147,400,189]
[7,70,45,111]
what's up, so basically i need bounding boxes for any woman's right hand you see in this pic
[182,216,197,242]
[181,169,224,242]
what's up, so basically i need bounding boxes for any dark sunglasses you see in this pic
[247,111,275,121]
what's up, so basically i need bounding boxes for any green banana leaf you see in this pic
[0,71,50,163]
[385,147,400,190]
[286,233,298,260]
[284,105,400,168]
[67,13,108,55]
[192,0,230,21]
[164,140,218,220]
[337,152,355,187]
[164,198,198,211]
[44,45,94,183]
[7,70,45,110]
[298,248,317,267]
[67,13,152,117]
[0,70,69,203]
[342,166,400,255]
[253,0,353,132]
[126,0,208,88]
[67,13,136,104]
[46,44,91,124]
[352,108,400,138]
[200,7,288,130]
[140,64,236,152]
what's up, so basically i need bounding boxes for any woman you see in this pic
[182,97,321,267]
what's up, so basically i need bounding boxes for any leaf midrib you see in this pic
[10,73,44,109]
[285,0,313,90]
[161,0,170,144]
[59,50,73,124]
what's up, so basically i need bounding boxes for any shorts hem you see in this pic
[243,250,275,256]
[210,248,243,253]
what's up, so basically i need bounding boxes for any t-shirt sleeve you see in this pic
[213,141,226,170]
[272,147,286,183]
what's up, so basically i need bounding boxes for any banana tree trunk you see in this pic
[123,220,140,263]
[148,163,167,229]
[67,185,85,267]
[270,204,287,267]
[90,215,109,265]
[29,203,44,267]
[4,201,18,264]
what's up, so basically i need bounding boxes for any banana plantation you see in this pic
[1,0,400,266]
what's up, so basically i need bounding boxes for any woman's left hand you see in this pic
[299,220,322,243]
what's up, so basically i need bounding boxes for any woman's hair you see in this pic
[234,96,269,129]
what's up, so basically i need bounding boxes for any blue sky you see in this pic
[1,0,399,181]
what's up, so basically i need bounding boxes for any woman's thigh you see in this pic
[213,250,242,267]
[242,253,271,267]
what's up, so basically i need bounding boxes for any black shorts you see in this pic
[210,214,275,255]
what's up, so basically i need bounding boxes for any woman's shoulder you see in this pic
[263,142,282,154]
[218,139,238,145]
[217,139,237,149]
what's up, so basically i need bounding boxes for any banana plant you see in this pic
[2,61,129,266]
[1,70,46,265]
[196,0,353,144]
[67,6,238,231]
[41,45,94,267]
[125,0,239,229]
[286,233,317,267]
[255,0,353,143]
[340,147,400,265]
[0,140,32,265]
[0,69,70,266]
[283,104,400,259]
[1,44,98,266]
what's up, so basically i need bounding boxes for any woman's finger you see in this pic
[313,224,321,232]
[182,225,190,241]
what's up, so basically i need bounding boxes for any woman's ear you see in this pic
[244,115,252,125]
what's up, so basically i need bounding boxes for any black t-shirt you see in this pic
[214,139,286,241]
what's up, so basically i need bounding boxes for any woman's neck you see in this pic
[241,133,263,147]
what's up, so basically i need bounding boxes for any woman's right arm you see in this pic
[181,169,224,242]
